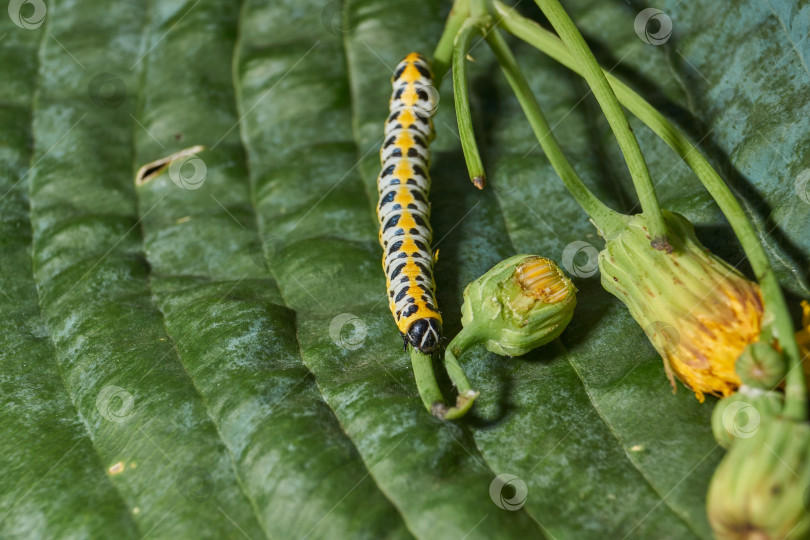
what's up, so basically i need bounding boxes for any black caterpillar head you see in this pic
[405,318,442,354]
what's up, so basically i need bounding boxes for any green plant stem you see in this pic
[533,0,668,245]
[470,0,488,17]
[495,1,807,418]
[484,28,625,238]
[410,346,444,411]
[432,0,470,82]
[453,18,488,188]
[410,346,478,420]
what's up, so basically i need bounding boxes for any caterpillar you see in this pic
[377,52,442,354]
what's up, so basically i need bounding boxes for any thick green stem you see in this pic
[453,18,488,188]
[484,28,625,239]
[470,0,488,17]
[410,346,444,412]
[533,0,668,245]
[495,1,807,418]
[432,0,470,83]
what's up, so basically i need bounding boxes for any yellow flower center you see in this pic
[516,257,570,304]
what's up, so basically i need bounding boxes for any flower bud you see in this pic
[599,211,763,401]
[707,416,810,539]
[735,342,786,389]
[710,389,783,449]
[454,255,576,357]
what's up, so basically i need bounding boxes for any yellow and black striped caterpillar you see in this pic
[377,52,442,354]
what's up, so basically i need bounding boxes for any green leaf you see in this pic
[0,19,139,540]
[25,1,266,537]
[2,0,807,538]
[131,1,409,537]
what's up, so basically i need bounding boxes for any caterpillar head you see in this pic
[405,318,442,354]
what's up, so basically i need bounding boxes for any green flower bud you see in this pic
[735,342,786,390]
[452,255,576,358]
[708,416,810,539]
[599,210,763,402]
[711,389,783,449]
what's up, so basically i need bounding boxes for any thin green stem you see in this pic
[484,27,626,238]
[495,1,807,418]
[453,18,488,188]
[431,0,470,83]
[444,348,473,394]
[442,327,480,420]
[410,346,478,420]
[533,0,668,246]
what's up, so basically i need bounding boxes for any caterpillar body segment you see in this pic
[377,53,442,354]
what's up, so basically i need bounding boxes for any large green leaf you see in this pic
[1,0,807,538]
[0,16,138,540]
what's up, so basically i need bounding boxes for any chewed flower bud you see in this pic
[452,255,576,358]
[599,211,763,401]
[708,416,810,539]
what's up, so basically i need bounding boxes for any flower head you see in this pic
[599,211,763,401]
